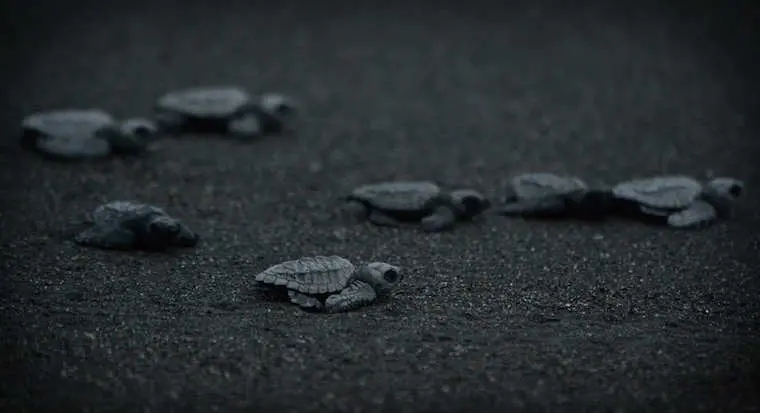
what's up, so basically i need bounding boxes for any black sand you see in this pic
[2,1,759,412]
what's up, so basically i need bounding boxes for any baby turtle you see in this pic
[344,181,491,232]
[497,173,615,220]
[154,86,295,138]
[611,175,744,229]
[72,201,200,251]
[254,255,403,313]
[21,109,158,160]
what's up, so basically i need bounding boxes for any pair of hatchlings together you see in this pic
[21,86,296,161]
[69,201,403,314]
[496,172,745,229]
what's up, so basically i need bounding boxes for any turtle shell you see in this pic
[612,175,702,210]
[254,255,356,295]
[348,181,443,213]
[22,109,116,159]
[92,201,167,228]
[155,86,252,119]
[23,109,115,137]
[511,173,588,199]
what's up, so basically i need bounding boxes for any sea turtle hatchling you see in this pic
[72,201,200,251]
[153,86,296,138]
[344,181,491,232]
[497,172,615,220]
[611,175,745,229]
[21,109,158,160]
[254,255,403,313]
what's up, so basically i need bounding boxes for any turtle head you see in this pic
[449,189,491,219]
[253,93,297,135]
[120,118,159,141]
[703,177,744,217]
[97,118,159,155]
[705,177,744,200]
[355,262,403,295]
[260,93,297,119]
[146,215,182,240]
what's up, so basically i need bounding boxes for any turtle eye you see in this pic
[261,94,295,116]
[122,119,157,138]
[383,269,399,283]
[132,125,151,137]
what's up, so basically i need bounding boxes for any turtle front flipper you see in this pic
[288,290,325,311]
[227,113,263,139]
[367,210,404,228]
[497,197,566,217]
[420,205,458,232]
[667,200,717,229]
[73,225,136,250]
[324,280,378,313]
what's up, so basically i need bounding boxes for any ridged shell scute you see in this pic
[92,201,167,228]
[156,86,251,118]
[23,109,115,138]
[254,255,356,294]
[351,181,441,211]
[613,175,702,210]
[513,173,587,199]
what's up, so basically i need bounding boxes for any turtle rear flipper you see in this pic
[497,197,566,217]
[420,205,458,232]
[73,226,136,250]
[324,280,377,313]
[667,200,717,229]
[288,290,324,311]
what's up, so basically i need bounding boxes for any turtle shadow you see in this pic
[492,210,614,225]
[158,118,292,142]
[249,285,289,302]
